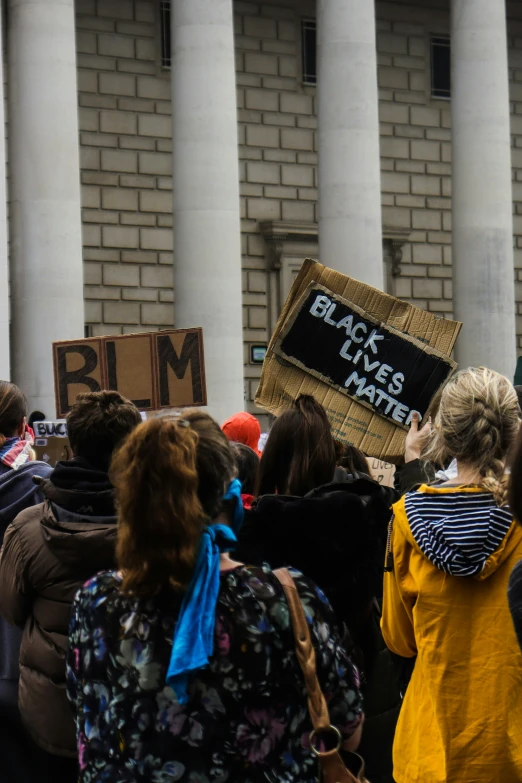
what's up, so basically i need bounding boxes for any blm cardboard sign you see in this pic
[256,259,461,463]
[53,328,206,418]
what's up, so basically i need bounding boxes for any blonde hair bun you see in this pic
[425,366,520,507]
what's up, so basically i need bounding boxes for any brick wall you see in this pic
[76,0,174,337]
[75,0,522,410]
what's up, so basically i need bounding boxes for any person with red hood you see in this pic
[222,411,262,457]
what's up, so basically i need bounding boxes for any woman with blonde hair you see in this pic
[66,410,363,783]
[382,367,522,783]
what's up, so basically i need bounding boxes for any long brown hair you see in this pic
[0,381,27,447]
[424,367,520,507]
[337,443,371,476]
[113,411,236,597]
[256,395,336,496]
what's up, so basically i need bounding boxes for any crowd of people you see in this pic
[0,366,522,782]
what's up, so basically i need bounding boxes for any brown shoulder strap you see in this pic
[273,568,330,732]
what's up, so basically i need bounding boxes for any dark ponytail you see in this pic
[256,394,336,496]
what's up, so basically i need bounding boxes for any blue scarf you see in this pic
[166,479,244,704]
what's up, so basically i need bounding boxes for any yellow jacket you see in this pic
[382,485,522,783]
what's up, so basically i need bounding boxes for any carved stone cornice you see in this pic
[382,229,411,277]
[260,220,411,276]
[259,221,318,269]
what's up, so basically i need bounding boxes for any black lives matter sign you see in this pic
[275,285,454,427]
[53,328,206,417]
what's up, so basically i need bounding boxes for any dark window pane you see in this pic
[302,20,317,86]
[161,0,171,69]
[431,36,451,99]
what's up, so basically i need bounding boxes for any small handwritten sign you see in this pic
[275,284,455,429]
[53,328,206,417]
[369,458,396,488]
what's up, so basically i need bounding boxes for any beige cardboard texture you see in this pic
[53,328,206,417]
[255,259,462,463]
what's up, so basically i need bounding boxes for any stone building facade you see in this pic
[1,0,520,421]
[76,0,522,414]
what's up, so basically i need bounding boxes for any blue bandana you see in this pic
[166,480,244,704]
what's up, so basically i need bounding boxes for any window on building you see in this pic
[302,19,317,86]
[431,35,451,99]
[160,0,171,69]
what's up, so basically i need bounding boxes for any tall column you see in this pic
[0,6,9,379]
[317,0,384,289]
[171,0,244,425]
[9,0,84,414]
[452,0,515,376]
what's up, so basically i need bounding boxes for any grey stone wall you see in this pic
[75,0,522,411]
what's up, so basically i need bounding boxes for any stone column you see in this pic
[317,0,384,289]
[171,0,244,425]
[9,0,84,414]
[0,7,9,379]
[451,0,515,376]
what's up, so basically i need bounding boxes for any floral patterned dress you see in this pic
[67,565,363,783]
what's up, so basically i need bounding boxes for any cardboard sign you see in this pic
[368,458,396,488]
[53,328,206,418]
[33,420,68,438]
[256,259,461,463]
[275,284,454,429]
[33,437,72,466]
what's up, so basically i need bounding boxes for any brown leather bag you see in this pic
[274,568,368,783]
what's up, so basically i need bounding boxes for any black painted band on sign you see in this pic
[275,284,455,428]
[56,345,101,418]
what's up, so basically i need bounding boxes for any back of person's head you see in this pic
[0,381,27,445]
[338,443,371,476]
[112,411,236,597]
[67,391,142,470]
[256,394,336,496]
[27,410,45,430]
[231,442,259,495]
[222,411,261,455]
[425,367,520,507]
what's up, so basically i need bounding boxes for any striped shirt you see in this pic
[405,490,512,576]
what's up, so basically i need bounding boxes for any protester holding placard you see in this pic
[235,394,402,783]
[0,390,141,780]
[0,381,53,783]
[382,368,522,783]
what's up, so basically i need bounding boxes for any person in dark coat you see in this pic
[236,395,430,783]
[0,390,141,781]
[0,381,53,783]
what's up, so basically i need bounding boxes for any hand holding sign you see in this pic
[405,412,432,463]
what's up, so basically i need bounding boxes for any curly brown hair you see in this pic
[112,411,236,597]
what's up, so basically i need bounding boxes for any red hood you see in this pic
[222,412,262,456]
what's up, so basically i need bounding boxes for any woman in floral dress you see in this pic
[66,410,363,783]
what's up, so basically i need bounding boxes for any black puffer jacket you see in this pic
[236,469,424,783]
[237,471,395,635]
